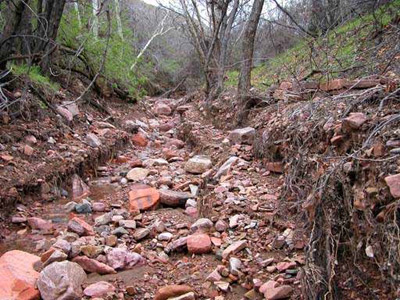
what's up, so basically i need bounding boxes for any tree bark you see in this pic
[237,0,264,101]
[0,0,29,70]
[114,0,124,39]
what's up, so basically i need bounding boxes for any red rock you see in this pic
[129,184,160,212]
[265,162,284,173]
[67,217,95,236]
[84,281,115,297]
[132,133,148,147]
[0,250,40,300]
[154,285,194,300]
[187,233,211,254]
[154,103,172,116]
[163,148,180,160]
[159,122,174,132]
[211,237,222,247]
[346,79,380,89]
[372,142,385,157]
[23,145,34,156]
[264,285,293,299]
[343,112,368,129]
[27,217,53,232]
[72,256,116,274]
[384,174,400,198]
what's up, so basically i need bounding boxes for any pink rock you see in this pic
[27,217,53,232]
[187,234,211,254]
[384,174,400,198]
[165,237,188,254]
[84,281,115,297]
[264,285,293,300]
[92,202,106,212]
[71,174,91,201]
[56,105,73,122]
[215,220,228,232]
[343,112,368,129]
[222,240,247,259]
[0,250,40,300]
[185,206,198,218]
[206,268,222,282]
[154,103,172,116]
[166,138,185,149]
[210,237,222,247]
[259,280,278,294]
[276,261,297,272]
[72,256,116,274]
[106,248,144,270]
[67,217,95,236]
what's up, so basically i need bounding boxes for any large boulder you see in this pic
[185,155,212,174]
[159,190,192,207]
[228,127,255,145]
[129,184,160,212]
[0,250,40,300]
[187,233,211,254]
[37,261,86,300]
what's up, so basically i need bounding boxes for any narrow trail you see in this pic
[1,98,304,300]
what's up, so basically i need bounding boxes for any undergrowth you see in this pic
[11,64,60,91]
[226,0,400,91]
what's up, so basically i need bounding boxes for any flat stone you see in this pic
[126,168,150,181]
[206,268,222,282]
[0,250,40,300]
[133,228,150,241]
[222,240,247,259]
[159,190,192,207]
[129,184,160,212]
[112,227,129,237]
[165,237,188,254]
[27,217,53,232]
[264,285,293,300]
[75,200,92,214]
[72,256,116,274]
[37,261,86,300]
[92,202,106,212]
[154,285,193,300]
[229,257,242,275]
[185,155,212,174]
[83,281,115,297]
[119,220,136,229]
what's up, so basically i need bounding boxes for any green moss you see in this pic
[12,64,60,91]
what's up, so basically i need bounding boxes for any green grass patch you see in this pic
[11,64,60,91]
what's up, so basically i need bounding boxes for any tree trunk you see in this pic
[114,0,124,39]
[0,0,29,70]
[92,0,99,38]
[216,0,239,96]
[237,0,264,101]
[37,0,67,73]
